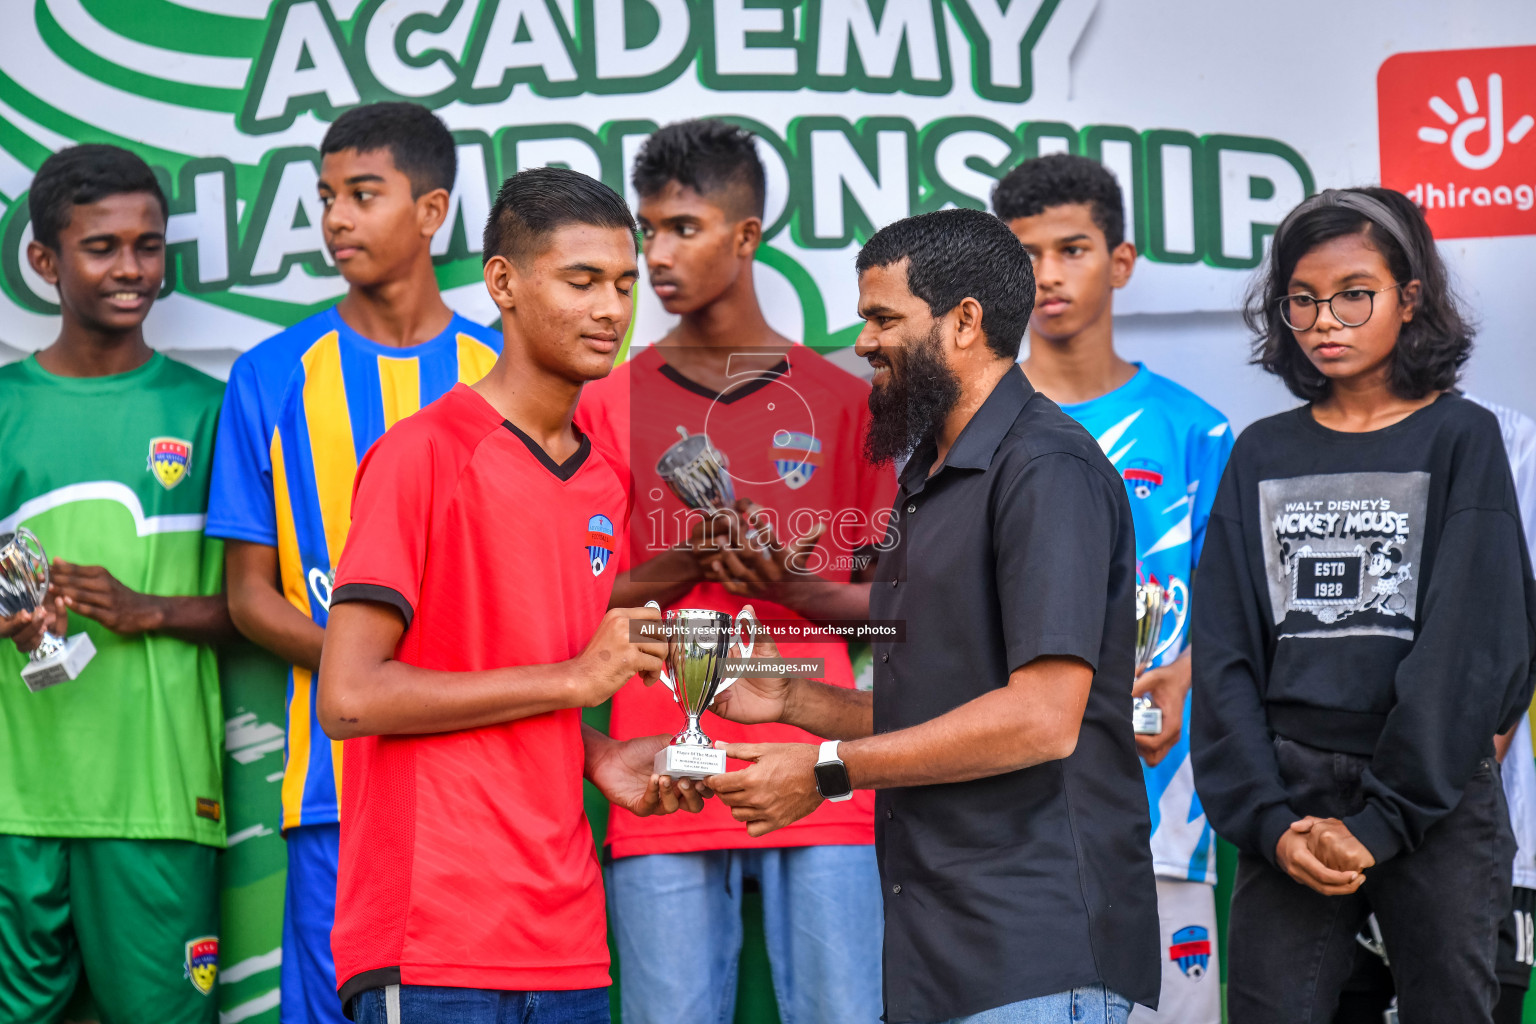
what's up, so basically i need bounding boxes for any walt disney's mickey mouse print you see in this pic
[1257,471,1430,640]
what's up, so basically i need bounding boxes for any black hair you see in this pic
[320,101,456,197]
[28,144,167,250]
[856,208,1036,360]
[1244,186,1473,402]
[631,119,766,220]
[482,166,637,266]
[990,153,1126,250]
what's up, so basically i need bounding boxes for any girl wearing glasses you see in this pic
[1190,186,1536,1023]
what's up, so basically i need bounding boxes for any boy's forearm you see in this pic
[231,586,325,671]
[581,721,617,780]
[608,554,703,610]
[226,540,324,670]
[320,648,585,740]
[147,594,237,645]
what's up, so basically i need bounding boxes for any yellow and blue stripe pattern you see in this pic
[208,307,500,830]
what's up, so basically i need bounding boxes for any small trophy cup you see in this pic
[656,427,766,547]
[1133,575,1187,735]
[0,528,96,692]
[656,428,736,511]
[647,600,758,778]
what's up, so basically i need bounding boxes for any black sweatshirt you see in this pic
[1192,394,1536,867]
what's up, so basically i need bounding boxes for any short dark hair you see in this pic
[631,119,766,220]
[29,144,167,250]
[991,153,1126,250]
[1244,186,1473,402]
[483,166,637,266]
[856,208,1035,360]
[321,101,456,197]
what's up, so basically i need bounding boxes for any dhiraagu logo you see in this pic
[1417,73,1533,171]
[0,0,1317,356]
[1379,45,1536,238]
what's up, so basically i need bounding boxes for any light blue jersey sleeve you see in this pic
[1187,415,1235,569]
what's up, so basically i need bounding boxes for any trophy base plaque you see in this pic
[654,744,727,780]
[1132,705,1163,736]
[21,633,96,693]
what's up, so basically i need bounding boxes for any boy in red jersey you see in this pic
[316,167,702,1022]
[207,103,504,1024]
[577,119,890,1024]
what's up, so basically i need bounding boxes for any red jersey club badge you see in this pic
[587,515,615,576]
[771,430,822,490]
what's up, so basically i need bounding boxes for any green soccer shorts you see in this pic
[0,834,219,1023]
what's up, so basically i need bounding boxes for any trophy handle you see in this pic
[716,606,759,695]
[643,601,677,696]
[1150,577,1190,664]
[14,526,51,605]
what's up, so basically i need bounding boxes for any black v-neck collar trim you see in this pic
[501,420,591,481]
[657,358,790,405]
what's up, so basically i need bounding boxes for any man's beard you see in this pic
[864,323,963,466]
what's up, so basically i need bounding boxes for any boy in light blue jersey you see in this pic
[995,154,1233,1024]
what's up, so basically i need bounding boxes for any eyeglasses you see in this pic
[1278,284,1403,332]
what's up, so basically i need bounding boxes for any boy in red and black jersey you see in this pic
[318,167,702,1022]
[577,119,891,1024]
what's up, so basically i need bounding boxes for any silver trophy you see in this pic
[1133,575,1188,735]
[656,427,736,511]
[0,528,96,692]
[647,600,758,778]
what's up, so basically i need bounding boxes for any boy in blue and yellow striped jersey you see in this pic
[206,103,499,1024]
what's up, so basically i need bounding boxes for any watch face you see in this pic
[814,760,853,799]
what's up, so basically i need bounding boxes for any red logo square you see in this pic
[1378,46,1536,239]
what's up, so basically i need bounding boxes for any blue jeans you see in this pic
[282,824,346,1024]
[348,985,608,1023]
[935,986,1132,1024]
[605,845,883,1024]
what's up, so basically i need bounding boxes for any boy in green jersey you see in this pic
[0,145,233,1023]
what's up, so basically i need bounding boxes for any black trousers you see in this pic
[1333,886,1535,1024]
[1227,736,1514,1024]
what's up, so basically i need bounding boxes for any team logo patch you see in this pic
[1169,925,1211,979]
[308,567,334,612]
[184,936,218,995]
[587,514,615,576]
[147,437,193,490]
[1123,459,1164,499]
[770,431,822,490]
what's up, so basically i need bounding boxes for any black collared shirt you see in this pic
[869,366,1160,1022]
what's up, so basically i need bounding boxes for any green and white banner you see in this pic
[2,1,1532,394]
[0,0,1334,356]
[4,0,1532,406]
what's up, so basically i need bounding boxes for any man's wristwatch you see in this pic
[814,740,854,802]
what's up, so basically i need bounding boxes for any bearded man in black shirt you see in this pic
[704,208,1160,1024]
